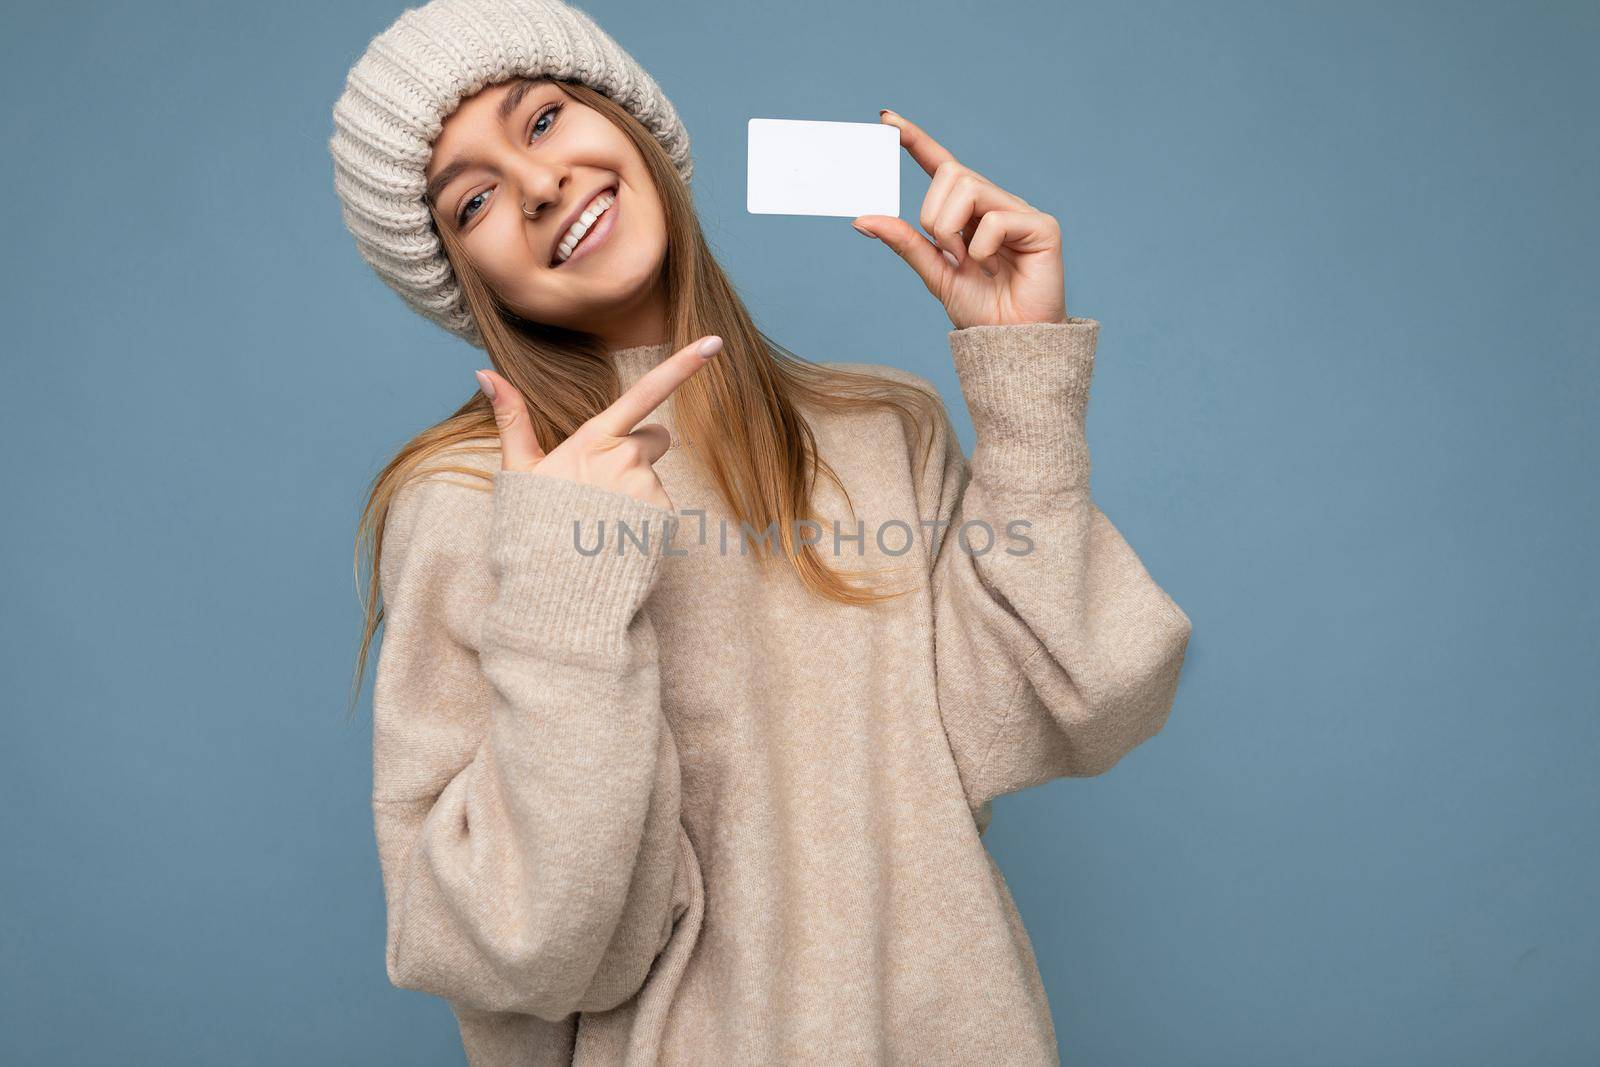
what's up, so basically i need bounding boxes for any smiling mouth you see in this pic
[550,185,619,268]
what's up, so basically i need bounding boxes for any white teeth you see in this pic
[556,190,616,263]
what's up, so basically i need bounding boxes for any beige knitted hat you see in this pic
[329,0,694,349]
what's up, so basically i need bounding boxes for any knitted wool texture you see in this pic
[328,0,694,349]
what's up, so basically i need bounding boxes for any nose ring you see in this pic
[521,201,538,220]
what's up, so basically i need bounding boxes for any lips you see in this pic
[550,185,618,268]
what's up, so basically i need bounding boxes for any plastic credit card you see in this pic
[747,118,900,218]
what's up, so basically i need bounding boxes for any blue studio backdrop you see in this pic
[1,1,1595,1063]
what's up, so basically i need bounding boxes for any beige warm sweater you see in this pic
[371,318,1192,1065]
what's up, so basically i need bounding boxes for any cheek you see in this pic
[474,221,543,278]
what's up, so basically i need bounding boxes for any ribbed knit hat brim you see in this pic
[329,0,693,349]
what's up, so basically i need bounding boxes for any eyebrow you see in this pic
[424,77,551,210]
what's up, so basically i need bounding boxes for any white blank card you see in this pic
[747,118,900,218]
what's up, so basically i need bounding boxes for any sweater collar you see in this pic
[608,340,678,391]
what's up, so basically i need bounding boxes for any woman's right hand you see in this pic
[473,335,723,513]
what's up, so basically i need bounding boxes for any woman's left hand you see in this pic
[852,109,1068,331]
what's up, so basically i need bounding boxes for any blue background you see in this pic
[3,1,1595,1062]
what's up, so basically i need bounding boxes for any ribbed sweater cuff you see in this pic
[947,318,1098,493]
[484,470,676,660]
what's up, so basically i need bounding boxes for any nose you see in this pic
[511,162,571,219]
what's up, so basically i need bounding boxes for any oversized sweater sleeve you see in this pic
[924,319,1193,831]
[370,463,697,1022]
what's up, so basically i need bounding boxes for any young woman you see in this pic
[333,0,1193,1063]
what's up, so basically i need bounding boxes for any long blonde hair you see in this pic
[348,77,946,719]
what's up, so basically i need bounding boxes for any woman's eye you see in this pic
[529,103,562,143]
[457,190,487,226]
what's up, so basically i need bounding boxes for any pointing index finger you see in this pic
[591,336,721,438]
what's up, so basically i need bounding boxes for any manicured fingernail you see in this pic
[852,221,874,238]
[879,109,897,118]
[941,249,960,269]
[698,336,723,358]
[474,370,496,400]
